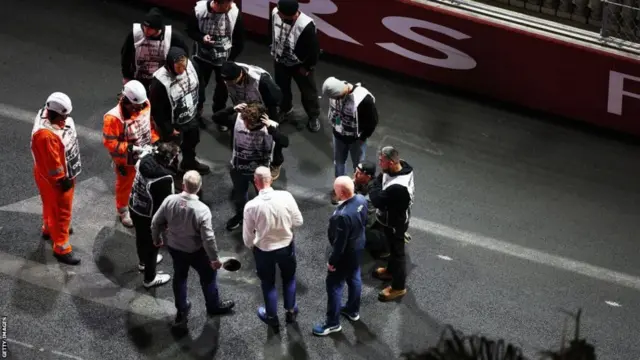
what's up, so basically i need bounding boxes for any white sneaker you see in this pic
[137,254,163,271]
[143,273,171,288]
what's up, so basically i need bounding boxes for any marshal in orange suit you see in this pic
[103,80,159,227]
[31,92,82,265]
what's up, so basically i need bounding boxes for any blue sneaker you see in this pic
[257,306,280,329]
[340,307,360,321]
[312,323,342,336]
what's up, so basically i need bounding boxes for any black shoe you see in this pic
[278,108,293,124]
[225,215,242,231]
[307,118,321,132]
[207,300,235,316]
[54,251,81,265]
[217,124,229,132]
[42,227,73,240]
[173,301,192,327]
[285,306,299,324]
[180,160,211,175]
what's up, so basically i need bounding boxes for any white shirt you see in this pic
[243,187,303,251]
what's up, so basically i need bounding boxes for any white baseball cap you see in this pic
[322,77,348,98]
[45,92,73,115]
[122,80,148,104]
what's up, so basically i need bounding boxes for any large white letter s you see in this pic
[377,16,476,70]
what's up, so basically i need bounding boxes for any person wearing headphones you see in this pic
[103,80,159,227]
[212,102,289,231]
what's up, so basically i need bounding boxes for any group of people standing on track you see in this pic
[29,0,415,335]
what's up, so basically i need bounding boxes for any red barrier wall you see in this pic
[146,0,640,136]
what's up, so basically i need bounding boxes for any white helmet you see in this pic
[45,92,73,115]
[122,80,148,104]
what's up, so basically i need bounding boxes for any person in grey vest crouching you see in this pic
[212,102,289,231]
[129,142,180,288]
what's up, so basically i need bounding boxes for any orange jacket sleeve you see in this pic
[32,129,66,183]
[102,114,128,160]
[150,118,160,143]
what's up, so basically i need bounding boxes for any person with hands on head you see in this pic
[322,77,378,204]
[269,0,321,132]
[369,146,415,302]
[129,142,181,288]
[313,176,367,336]
[103,80,159,228]
[243,166,303,330]
[31,92,82,265]
[121,7,189,92]
[212,102,289,231]
[150,47,211,175]
[151,170,235,328]
[187,0,245,131]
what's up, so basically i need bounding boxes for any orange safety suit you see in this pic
[31,110,81,255]
[102,101,158,211]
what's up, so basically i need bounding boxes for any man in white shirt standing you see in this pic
[243,166,303,330]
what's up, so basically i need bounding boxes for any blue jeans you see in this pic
[168,247,220,312]
[230,168,257,217]
[325,251,363,326]
[253,242,297,318]
[333,135,366,178]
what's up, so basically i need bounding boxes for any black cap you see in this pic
[278,0,299,16]
[357,161,376,177]
[220,61,242,80]
[143,8,164,29]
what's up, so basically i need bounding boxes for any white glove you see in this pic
[234,103,247,112]
[261,114,278,128]
[131,145,144,153]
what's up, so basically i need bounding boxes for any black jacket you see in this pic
[212,106,289,165]
[368,161,414,230]
[131,153,175,217]
[149,59,204,140]
[186,1,245,62]
[256,73,282,120]
[120,28,190,80]
[268,15,319,70]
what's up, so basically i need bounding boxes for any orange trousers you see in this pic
[34,168,74,255]
[114,165,136,210]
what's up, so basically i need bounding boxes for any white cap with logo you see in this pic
[45,92,73,115]
[122,80,148,104]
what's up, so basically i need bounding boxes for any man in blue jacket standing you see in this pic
[313,176,367,336]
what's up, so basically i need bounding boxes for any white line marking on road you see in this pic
[605,301,622,307]
[6,338,85,360]
[0,103,102,143]
[437,255,453,261]
[6,338,34,348]
[374,126,443,156]
[51,349,85,360]
[3,102,640,293]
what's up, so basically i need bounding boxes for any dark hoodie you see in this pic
[368,160,414,230]
[129,153,176,217]
[149,47,203,140]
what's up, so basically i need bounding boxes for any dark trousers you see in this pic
[230,168,257,217]
[365,222,390,258]
[273,62,320,120]
[384,223,408,290]
[131,210,159,283]
[194,57,228,113]
[177,120,201,166]
[135,78,152,96]
[168,246,220,312]
[253,242,297,317]
[325,251,363,326]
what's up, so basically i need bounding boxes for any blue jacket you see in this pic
[327,194,368,268]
